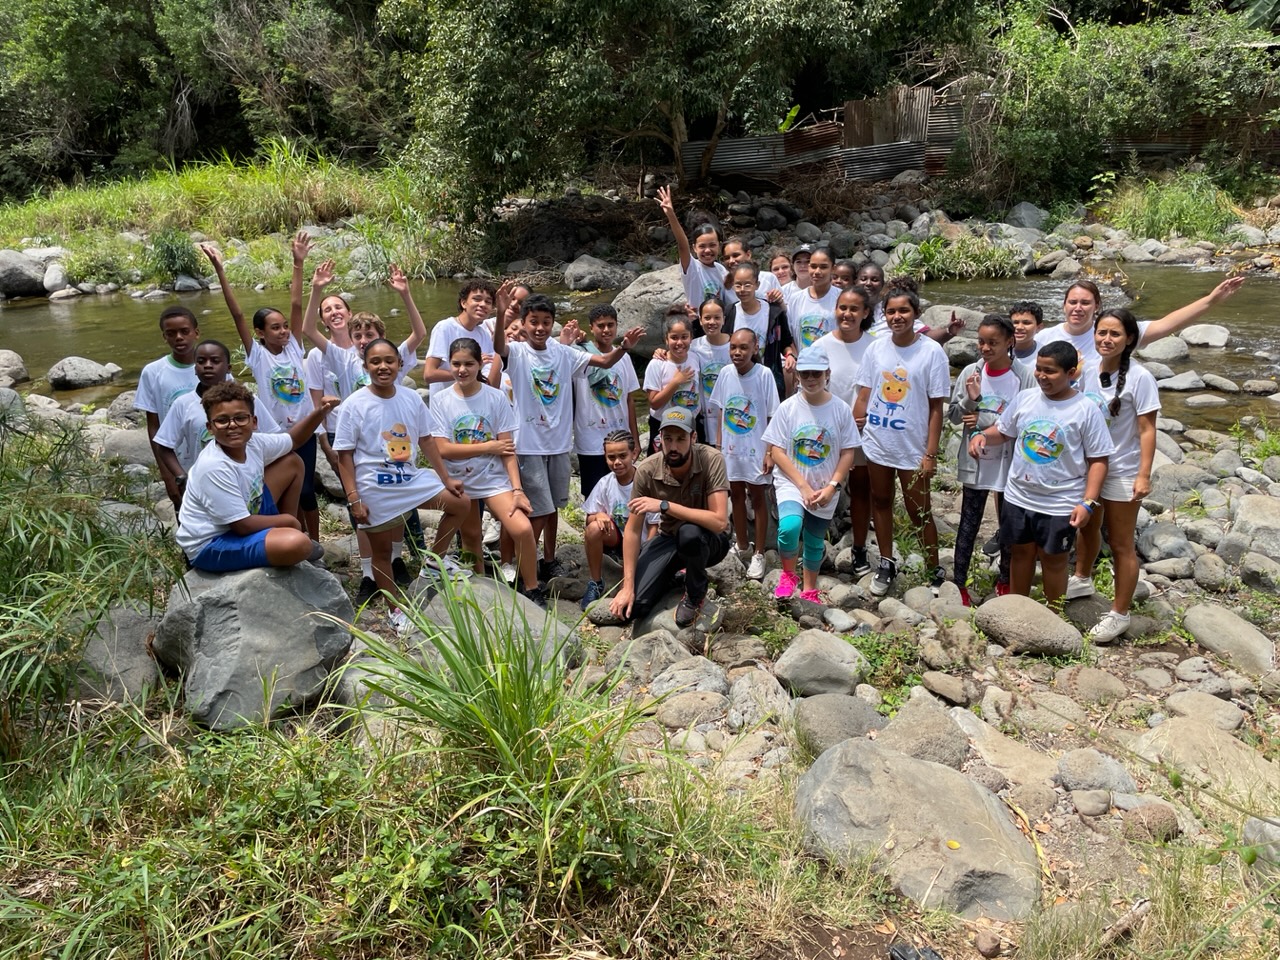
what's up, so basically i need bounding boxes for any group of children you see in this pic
[133,198,1244,643]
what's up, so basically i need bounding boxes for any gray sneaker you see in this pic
[870,557,897,597]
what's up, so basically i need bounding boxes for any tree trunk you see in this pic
[696,99,729,184]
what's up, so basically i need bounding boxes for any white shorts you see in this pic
[1102,473,1137,503]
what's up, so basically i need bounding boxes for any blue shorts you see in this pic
[192,487,280,572]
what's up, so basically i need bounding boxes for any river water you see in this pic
[2,264,1278,430]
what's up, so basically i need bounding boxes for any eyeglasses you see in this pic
[210,413,253,428]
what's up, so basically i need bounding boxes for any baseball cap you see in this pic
[791,244,813,259]
[795,345,830,372]
[659,408,694,433]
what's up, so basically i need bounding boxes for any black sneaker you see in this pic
[981,534,1001,558]
[354,576,378,606]
[929,565,947,590]
[675,593,704,629]
[870,557,897,597]
[519,584,549,608]
[537,557,566,582]
[852,546,871,578]
[391,557,411,587]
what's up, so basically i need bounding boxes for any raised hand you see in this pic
[291,231,314,264]
[311,259,336,290]
[1208,275,1246,303]
[656,185,675,215]
[947,311,966,337]
[200,243,223,271]
[965,369,982,401]
[621,325,646,349]
[387,263,408,294]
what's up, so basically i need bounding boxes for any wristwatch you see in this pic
[175,474,188,488]
[659,500,670,514]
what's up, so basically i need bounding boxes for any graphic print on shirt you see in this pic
[248,475,265,515]
[877,367,911,414]
[378,422,414,484]
[451,413,495,445]
[532,364,560,406]
[1019,419,1066,466]
[672,365,700,410]
[723,395,757,435]
[590,371,623,408]
[792,423,833,467]
[1081,391,1110,426]
[270,362,304,405]
[701,361,727,400]
[977,393,1010,415]
[797,312,828,347]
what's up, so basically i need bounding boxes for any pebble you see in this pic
[975,929,1003,957]
[1071,789,1112,817]
[1132,667,1173,691]
[1147,712,1167,727]
[1174,656,1217,683]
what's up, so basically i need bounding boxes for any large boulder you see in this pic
[1232,495,1280,558]
[1006,202,1048,230]
[564,254,633,291]
[603,629,689,684]
[1182,604,1275,674]
[1132,717,1280,809]
[795,739,1041,920]
[611,264,685,360]
[793,693,884,756]
[154,565,354,730]
[974,594,1083,656]
[47,356,118,390]
[75,603,160,702]
[0,349,29,384]
[0,249,46,298]
[775,628,871,695]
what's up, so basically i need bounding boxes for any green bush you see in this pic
[895,235,1025,282]
[63,234,144,286]
[145,227,202,280]
[1105,169,1241,241]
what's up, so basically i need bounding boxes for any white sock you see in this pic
[360,558,373,579]
[391,542,403,561]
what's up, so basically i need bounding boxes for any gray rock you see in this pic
[1182,604,1275,674]
[794,221,822,242]
[1133,667,1173,691]
[876,697,970,769]
[650,655,728,697]
[1202,373,1240,393]
[1193,553,1231,591]
[823,607,860,633]
[1227,223,1268,246]
[774,628,870,695]
[1184,518,1224,548]
[1208,449,1244,477]
[1243,380,1280,395]
[974,594,1083,656]
[877,597,924,625]
[655,691,729,729]
[1157,370,1204,391]
[1241,816,1280,879]
[1145,362,1175,380]
[0,349,28,384]
[153,565,353,729]
[1184,394,1228,409]
[47,356,118,389]
[1050,256,1081,279]
[106,390,142,424]
[1012,691,1088,733]
[0,387,24,417]
[795,739,1040,920]
[1263,456,1280,483]
[1137,521,1196,561]
[920,304,986,333]
[96,427,155,467]
[611,264,685,360]
[1053,665,1126,705]
[1149,462,1215,507]
[727,669,790,730]
[1123,804,1181,842]
[0,249,46,297]
[1166,690,1244,731]
[1133,717,1280,806]
[1006,202,1047,230]
[564,254,633,291]
[1216,531,1252,565]
[793,692,884,757]
[1174,656,1217,683]
[707,633,768,667]
[1242,552,1280,592]
[1144,557,1194,579]
[1233,495,1280,558]
[1137,337,1190,363]
[922,670,979,705]
[602,629,689,684]
[1072,789,1111,817]
[75,603,160,702]
[42,261,67,293]
[950,708,1059,786]
[1057,748,1137,793]
[1180,324,1230,347]
[632,589,723,639]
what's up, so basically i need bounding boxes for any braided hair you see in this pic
[1095,307,1141,418]
[980,313,1016,361]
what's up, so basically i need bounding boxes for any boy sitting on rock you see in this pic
[176,381,338,572]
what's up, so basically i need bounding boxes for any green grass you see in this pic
[895,235,1025,282]
[1105,169,1240,242]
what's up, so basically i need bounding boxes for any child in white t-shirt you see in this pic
[573,304,641,500]
[580,430,640,610]
[135,304,200,511]
[708,327,779,581]
[176,382,338,572]
[948,315,1035,605]
[643,311,702,455]
[719,236,782,308]
[853,284,950,598]
[1069,308,1162,644]
[430,336,545,607]
[689,298,731,446]
[657,184,727,308]
[332,339,471,629]
[783,246,840,348]
[969,340,1114,609]
[763,346,860,603]
[421,280,504,397]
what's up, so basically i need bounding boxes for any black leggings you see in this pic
[953,487,1009,587]
[296,434,318,512]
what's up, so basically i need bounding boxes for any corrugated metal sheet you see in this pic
[783,121,842,154]
[926,98,963,176]
[680,126,843,179]
[826,142,927,183]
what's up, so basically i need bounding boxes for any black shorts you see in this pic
[1001,502,1076,555]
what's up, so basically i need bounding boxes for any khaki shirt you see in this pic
[632,443,730,537]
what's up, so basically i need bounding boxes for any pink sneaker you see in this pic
[799,588,821,603]
[774,570,800,600]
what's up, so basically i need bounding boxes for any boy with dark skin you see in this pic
[137,307,201,511]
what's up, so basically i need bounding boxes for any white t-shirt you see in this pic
[305,347,340,433]
[953,362,1026,492]
[155,388,282,473]
[998,388,1115,517]
[245,337,313,427]
[1035,321,1152,383]
[682,259,728,307]
[134,355,197,422]
[324,340,417,400]
[762,393,862,521]
[175,432,293,560]
[505,340,592,455]
[429,384,518,497]
[732,300,770,345]
[855,334,951,470]
[1077,361,1161,480]
[720,269,780,309]
[867,304,927,338]
[425,318,495,396]
[643,355,703,421]
[690,337,731,445]
[708,363,780,484]
[815,331,873,408]
[784,285,841,348]
[332,385,444,527]
[572,353,639,455]
[584,472,634,532]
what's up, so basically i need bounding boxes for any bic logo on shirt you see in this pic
[1019,419,1066,465]
[452,413,495,444]
[270,364,304,404]
[723,396,757,435]
[867,367,911,430]
[378,422,414,484]
[590,372,623,408]
[532,366,560,406]
[792,423,832,467]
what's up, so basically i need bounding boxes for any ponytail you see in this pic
[1109,354,1130,419]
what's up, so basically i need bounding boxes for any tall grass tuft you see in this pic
[895,235,1025,282]
[1106,169,1241,241]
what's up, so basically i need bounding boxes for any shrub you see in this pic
[145,227,203,280]
[1105,169,1241,241]
[63,234,144,286]
[895,235,1025,282]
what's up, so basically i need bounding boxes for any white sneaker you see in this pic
[499,562,518,585]
[419,554,474,580]
[1065,575,1095,600]
[746,552,767,580]
[482,515,502,547]
[389,608,412,634]
[1088,610,1131,644]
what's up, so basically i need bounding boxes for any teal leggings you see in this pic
[777,501,831,572]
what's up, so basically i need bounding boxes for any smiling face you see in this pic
[206,399,256,452]
[161,315,199,363]
[364,341,402,391]
[450,348,481,387]
[732,267,759,304]
[1034,353,1075,398]
[807,251,832,292]
[259,310,291,351]
[522,308,555,349]
[769,254,792,284]
[321,294,350,332]
[1094,315,1134,364]
[856,265,884,301]
[460,289,493,327]
[835,290,869,338]
[792,254,811,285]
[194,343,230,387]
[699,302,725,337]
[693,231,720,266]
[604,439,635,479]
[797,368,828,399]
[1011,311,1041,351]
[722,240,748,268]
[664,321,691,362]
[884,295,919,341]
[729,328,757,372]
[1063,284,1100,332]
[832,263,856,289]
[977,323,1014,366]
[591,315,617,350]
